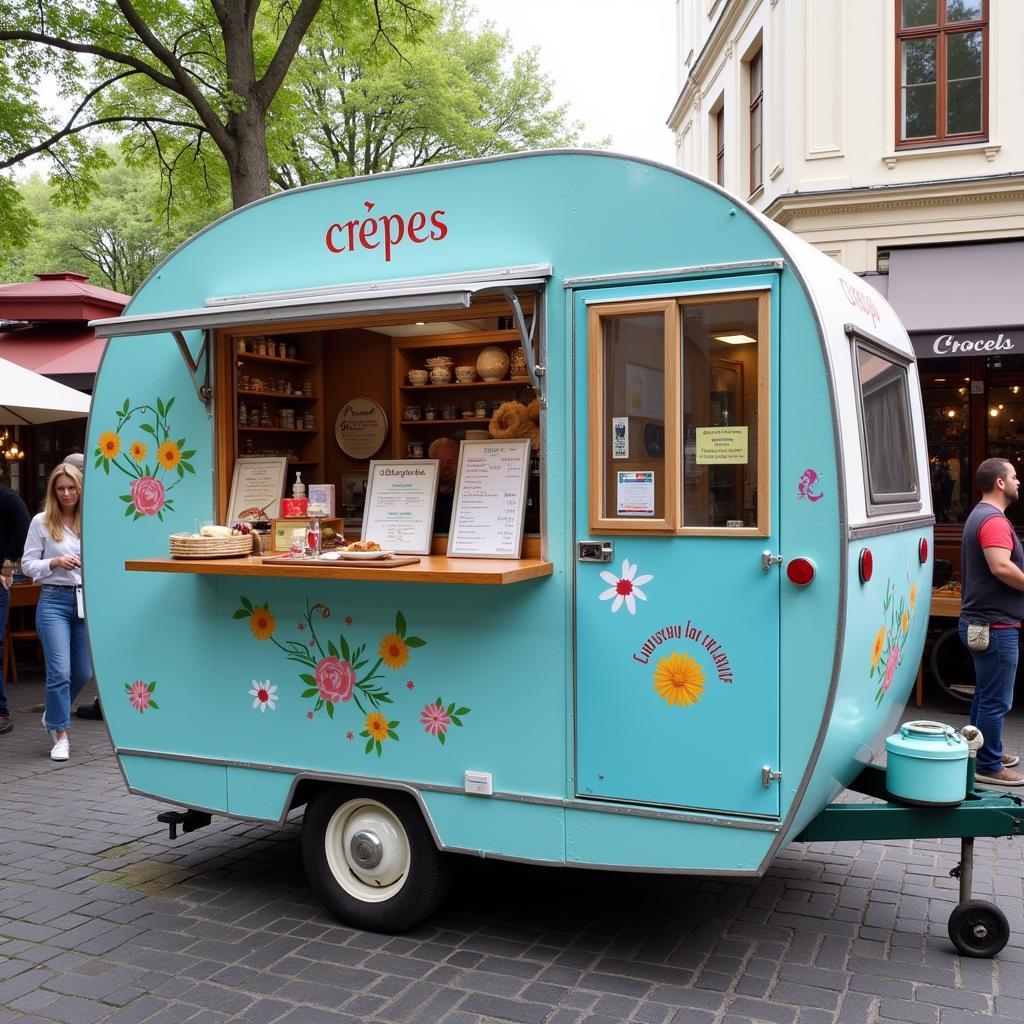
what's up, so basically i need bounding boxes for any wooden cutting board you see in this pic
[261,554,421,569]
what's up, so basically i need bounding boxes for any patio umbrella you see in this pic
[0,353,91,425]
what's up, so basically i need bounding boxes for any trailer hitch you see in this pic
[157,809,212,840]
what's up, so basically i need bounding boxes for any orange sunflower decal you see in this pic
[249,605,276,641]
[652,652,705,707]
[98,431,121,459]
[379,633,410,670]
[909,583,917,615]
[157,440,181,471]
[901,610,910,635]
[870,626,886,671]
[129,440,147,462]
[365,711,389,742]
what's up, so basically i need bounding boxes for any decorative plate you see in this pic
[337,549,394,560]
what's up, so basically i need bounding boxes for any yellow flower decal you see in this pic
[157,440,181,471]
[365,711,389,742]
[379,632,410,670]
[901,610,910,635]
[98,431,121,459]
[871,626,886,671]
[249,605,275,641]
[652,651,705,707]
[129,440,147,462]
[909,583,917,614]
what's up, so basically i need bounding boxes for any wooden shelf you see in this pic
[235,353,315,367]
[238,426,318,433]
[238,389,317,400]
[401,418,490,426]
[126,554,554,586]
[401,379,533,391]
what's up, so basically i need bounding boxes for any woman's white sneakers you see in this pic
[50,736,70,761]
[42,715,58,743]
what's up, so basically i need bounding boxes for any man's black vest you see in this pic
[960,502,1024,625]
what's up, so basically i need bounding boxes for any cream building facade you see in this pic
[669,0,1024,571]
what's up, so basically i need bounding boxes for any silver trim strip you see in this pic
[849,515,934,540]
[115,748,778,831]
[564,259,784,288]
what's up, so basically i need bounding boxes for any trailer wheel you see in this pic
[948,900,1010,958]
[301,786,449,933]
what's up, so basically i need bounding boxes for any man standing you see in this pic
[960,457,1024,785]
[0,480,31,734]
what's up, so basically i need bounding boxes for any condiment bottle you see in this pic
[292,471,305,498]
[238,401,248,426]
[305,517,321,557]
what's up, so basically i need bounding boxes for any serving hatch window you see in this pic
[588,290,770,535]
[853,338,921,513]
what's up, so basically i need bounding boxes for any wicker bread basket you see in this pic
[168,532,253,559]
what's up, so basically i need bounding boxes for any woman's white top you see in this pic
[21,512,82,586]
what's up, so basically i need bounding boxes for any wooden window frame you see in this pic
[587,290,771,537]
[895,0,988,149]
[748,50,763,196]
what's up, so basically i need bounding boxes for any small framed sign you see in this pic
[335,397,389,459]
[447,439,531,559]
[361,460,439,554]
[227,456,288,524]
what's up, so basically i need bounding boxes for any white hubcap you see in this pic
[323,798,410,903]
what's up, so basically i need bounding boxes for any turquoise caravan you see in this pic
[87,151,933,933]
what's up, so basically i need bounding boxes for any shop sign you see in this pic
[912,330,1024,360]
[335,397,389,459]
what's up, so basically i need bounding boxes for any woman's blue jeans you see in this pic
[36,586,92,733]
[960,622,1019,775]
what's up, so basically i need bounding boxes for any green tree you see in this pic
[271,0,583,187]
[0,156,220,291]
[0,0,424,236]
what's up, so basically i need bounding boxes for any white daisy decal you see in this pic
[248,680,278,712]
[599,558,653,615]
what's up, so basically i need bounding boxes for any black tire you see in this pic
[301,786,449,933]
[948,899,1010,958]
[930,627,975,704]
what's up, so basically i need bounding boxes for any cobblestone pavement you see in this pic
[2,674,1024,1024]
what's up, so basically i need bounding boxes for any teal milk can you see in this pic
[885,721,969,806]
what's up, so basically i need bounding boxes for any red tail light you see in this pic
[860,548,873,584]
[919,537,928,564]
[787,557,816,586]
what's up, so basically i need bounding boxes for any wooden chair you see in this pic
[2,582,42,684]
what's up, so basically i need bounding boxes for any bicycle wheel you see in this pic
[929,626,975,704]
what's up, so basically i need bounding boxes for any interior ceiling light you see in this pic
[713,333,757,345]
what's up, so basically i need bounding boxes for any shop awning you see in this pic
[90,265,552,339]
[887,242,1024,334]
[0,325,106,375]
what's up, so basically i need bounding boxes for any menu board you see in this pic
[447,439,531,559]
[361,460,439,554]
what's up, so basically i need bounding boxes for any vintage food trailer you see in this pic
[86,150,975,939]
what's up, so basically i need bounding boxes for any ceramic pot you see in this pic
[455,365,477,382]
[476,345,510,381]
[429,366,452,384]
[408,369,429,386]
[509,346,529,378]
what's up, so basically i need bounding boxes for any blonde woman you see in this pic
[21,463,91,761]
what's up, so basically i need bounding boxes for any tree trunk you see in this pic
[227,107,273,209]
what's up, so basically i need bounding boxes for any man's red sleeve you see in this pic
[978,516,1015,550]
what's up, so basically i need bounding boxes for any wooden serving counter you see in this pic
[125,554,553,586]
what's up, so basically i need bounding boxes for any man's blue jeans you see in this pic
[0,583,8,716]
[960,621,1019,775]
[36,586,91,733]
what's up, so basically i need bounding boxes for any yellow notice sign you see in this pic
[696,426,748,464]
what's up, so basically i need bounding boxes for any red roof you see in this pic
[0,324,107,375]
[0,272,129,323]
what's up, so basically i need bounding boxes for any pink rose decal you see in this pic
[883,643,900,693]
[125,679,158,712]
[315,656,355,704]
[130,476,165,517]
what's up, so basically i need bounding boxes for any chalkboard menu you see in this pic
[447,439,532,559]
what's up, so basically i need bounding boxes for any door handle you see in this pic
[761,550,782,571]
[578,541,614,563]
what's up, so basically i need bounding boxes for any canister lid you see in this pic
[885,720,968,760]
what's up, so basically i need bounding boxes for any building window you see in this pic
[896,0,987,147]
[748,50,763,194]
[715,106,725,186]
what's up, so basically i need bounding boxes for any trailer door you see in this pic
[574,280,781,817]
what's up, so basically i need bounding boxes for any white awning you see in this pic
[90,264,551,339]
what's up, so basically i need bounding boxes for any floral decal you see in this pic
[652,652,705,708]
[797,468,825,502]
[233,600,444,756]
[870,578,914,706]
[94,397,195,520]
[420,698,471,745]
[249,680,278,712]
[599,559,653,615]
[126,679,158,713]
